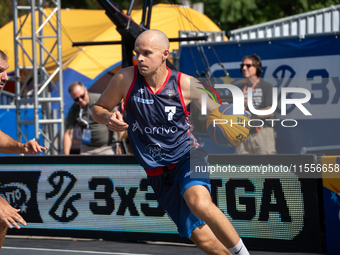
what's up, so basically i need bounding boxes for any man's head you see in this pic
[0,50,9,90]
[68,81,89,109]
[240,54,262,79]
[134,29,170,76]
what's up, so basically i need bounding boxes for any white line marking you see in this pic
[2,246,151,255]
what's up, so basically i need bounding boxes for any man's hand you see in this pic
[22,140,48,154]
[0,197,27,229]
[107,111,129,132]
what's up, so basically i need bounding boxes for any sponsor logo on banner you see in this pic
[0,171,42,223]
[1,183,31,213]
[35,165,171,231]
[45,171,81,222]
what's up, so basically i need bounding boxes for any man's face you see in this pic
[70,85,89,108]
[134,35,167,76]
[241,58,257,79]
[0,57,9,90]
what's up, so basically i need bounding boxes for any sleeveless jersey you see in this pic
[125,66,191,170]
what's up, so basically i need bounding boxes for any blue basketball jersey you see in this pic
[125,66,191,170]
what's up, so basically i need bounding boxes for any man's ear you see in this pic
[162,49,169,60]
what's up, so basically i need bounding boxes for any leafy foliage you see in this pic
[1,0,339,34]
[190,0,340,33]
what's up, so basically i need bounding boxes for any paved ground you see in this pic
[1,236,324,255]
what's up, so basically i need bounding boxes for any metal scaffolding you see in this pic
[12,0,64,155]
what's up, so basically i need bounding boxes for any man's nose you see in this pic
[1,71,8,81]
[137,54,144,62]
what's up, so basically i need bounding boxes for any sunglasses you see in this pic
[240,64,255,69]
[74,92,85,102]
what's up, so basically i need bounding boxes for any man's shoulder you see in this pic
[258,79,273,88]
[68,102,79,113]
[119,66,135,79]
[116,66,136,89]
[65,102,79,122]
[178,72,195,84]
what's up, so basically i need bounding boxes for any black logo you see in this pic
[46,171,81,222]
[235,246,243,254]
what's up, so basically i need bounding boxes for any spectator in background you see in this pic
[63,81,124,155]
[235,54,276,154]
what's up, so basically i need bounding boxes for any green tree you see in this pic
[0,0,14,28]
[214,0,340,33]
[1,0,340,33]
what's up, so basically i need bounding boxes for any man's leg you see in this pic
[190,223,231,255]
[256,127,276,154]
[184,185,249,254]
[0,220,7,248]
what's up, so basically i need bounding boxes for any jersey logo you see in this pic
[165,106,176,121]
[138,88,145,94]
[132,120,178,135]
[146,143,168,162]
[132,120,143,134]
[166,90,175,101]
[133,96,154,104]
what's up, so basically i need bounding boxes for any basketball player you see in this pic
[0,49,47,249]
[92,30,250,255]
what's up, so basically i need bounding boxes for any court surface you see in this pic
[1,236,323,255]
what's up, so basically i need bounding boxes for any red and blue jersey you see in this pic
[125,66,192,170]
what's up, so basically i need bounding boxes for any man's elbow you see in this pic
[92,104,100,122]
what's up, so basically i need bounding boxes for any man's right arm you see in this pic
[0,196,26,229]
[63,128,74,155]
[92,68,133,132]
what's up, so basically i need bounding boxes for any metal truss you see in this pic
[12,0,64,155]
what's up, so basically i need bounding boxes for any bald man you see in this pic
[0,49,48,249]
[92,30,250,255]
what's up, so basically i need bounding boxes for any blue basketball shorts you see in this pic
[147,148,211,238]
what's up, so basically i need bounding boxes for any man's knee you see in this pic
[189,198,214,218]
[184,186,215,219]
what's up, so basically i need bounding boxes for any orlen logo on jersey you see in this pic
[132,120,178,135]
